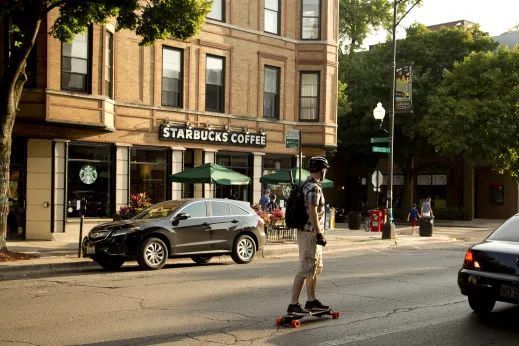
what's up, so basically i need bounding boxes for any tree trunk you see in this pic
[0,3,42,253]
[0,86,20,253]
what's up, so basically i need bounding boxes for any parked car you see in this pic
[82,198,266,270]
[458,215,519,313]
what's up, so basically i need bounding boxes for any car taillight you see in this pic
[257,217,264,225]
[463,250,481,269]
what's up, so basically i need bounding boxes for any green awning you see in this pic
[169,163,251,185]
[260,168,334,189]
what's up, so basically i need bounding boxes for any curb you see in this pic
[0,260,101,276]
[1,237,459,277]
[261,236,456,258]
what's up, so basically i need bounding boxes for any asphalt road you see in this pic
[1,240,518,346]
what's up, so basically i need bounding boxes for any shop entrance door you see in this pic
[7,168,26,240]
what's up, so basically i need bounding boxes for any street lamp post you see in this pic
[372,0,421,240]
[381,0,398,240]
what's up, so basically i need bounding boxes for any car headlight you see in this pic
[110,227,141,237]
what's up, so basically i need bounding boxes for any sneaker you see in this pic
[305,299,330,311]
[287,303,309,315]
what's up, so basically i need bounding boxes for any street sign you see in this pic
[372,171,383,188]
[372,146,390,153]
[370,137,389,143]
[286,130,300,149]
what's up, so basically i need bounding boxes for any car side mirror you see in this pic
[172,213,190,226]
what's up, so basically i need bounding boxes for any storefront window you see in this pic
[262,155,293,205]
[215,152,251,201]
[67,143,112,218]
[182,149,195,199]
[130,147,168,204]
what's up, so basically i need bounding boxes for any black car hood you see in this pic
[92,219,158,230]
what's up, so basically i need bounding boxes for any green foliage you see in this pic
[49,0,212,46]
[339,0,422,54]
[337,80,351,117]
[338,24,499,169]
[422,46,519,178]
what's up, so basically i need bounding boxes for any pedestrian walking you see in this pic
[421,197,433,218]
[287,156,331,315]
[266,193,279,212]
[407,203,420,235]
[259,189,271,210]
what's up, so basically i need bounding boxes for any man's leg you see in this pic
[291,275,306,304]
[306,276,317,301]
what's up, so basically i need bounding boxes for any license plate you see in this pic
[85,245,95,255]
[372,222,378,226]
[500,285,519,299]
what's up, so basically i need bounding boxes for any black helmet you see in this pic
[308,156,330,171]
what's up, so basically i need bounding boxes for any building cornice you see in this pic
[204,19,338,48]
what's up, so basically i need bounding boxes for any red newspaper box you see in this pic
[370,209,383,232]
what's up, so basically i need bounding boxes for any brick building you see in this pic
[1,0,339,241]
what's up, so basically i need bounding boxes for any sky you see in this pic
[363,0,519,48]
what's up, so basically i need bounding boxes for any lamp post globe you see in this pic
[373,102,386,121]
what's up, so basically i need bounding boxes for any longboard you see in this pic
[276,308,340,328]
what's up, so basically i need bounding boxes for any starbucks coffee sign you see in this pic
[160,125,267,147]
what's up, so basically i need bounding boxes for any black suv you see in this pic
[82,199,266,270]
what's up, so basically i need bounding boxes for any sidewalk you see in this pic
[0,227,461,277]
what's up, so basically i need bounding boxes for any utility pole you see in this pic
[382,0,421,240]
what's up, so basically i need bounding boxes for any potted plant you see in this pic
[116,193,152,220]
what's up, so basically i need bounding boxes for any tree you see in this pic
[0,0,212,253]
[338,24,498,211]
[422,46,519,178]
[339,0,422,55]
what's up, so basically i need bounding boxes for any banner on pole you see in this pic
[395,64,413,113]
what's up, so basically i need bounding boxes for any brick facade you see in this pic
[2,1,338,153]
[1,1,338,241]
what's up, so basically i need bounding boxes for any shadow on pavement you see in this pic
[0,261,230,282]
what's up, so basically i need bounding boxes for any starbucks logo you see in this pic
[282,185,292,199]
[79,164,98,185]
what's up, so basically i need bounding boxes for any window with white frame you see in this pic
[301,0,321,40]
[265,0,280,34]
[62,30,89,92]
[208,0,224,21]
[162,47,183,107]
[299,72,319,121]
[264,66,280,119]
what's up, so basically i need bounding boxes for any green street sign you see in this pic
[370,137,389,143]
[286,130,300,149]
[372,146,390,153]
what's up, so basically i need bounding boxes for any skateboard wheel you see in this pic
[291,320,301,328]
[276,317,284,325]
[332,312,340,319]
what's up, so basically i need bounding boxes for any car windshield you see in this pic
[487,216,519,242]
[133,201,185,220]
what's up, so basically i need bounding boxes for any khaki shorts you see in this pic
[296,231,323,278]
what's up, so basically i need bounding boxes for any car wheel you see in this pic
[231,234,256,264]
[468,296,496,314]
[137,237,168,270]
[191,255,213,264]
[95,257,125,270]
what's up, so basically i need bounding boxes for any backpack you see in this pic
[285,181,311,229]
